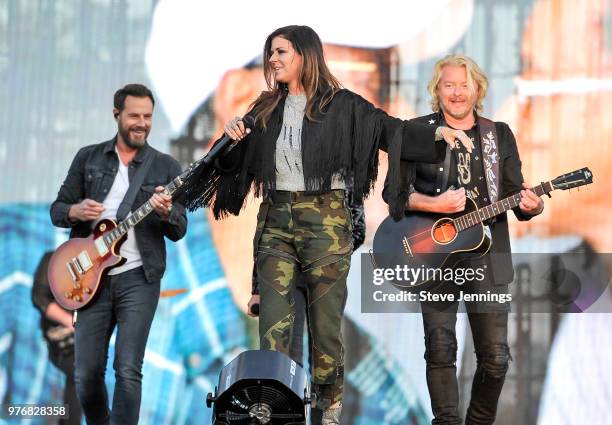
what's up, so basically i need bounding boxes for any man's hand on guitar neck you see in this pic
[68,199,105,222]
[151,186,173,221]
[519,182,544,216]
[408,187,466,214]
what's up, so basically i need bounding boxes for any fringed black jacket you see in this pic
[183,89,446,218]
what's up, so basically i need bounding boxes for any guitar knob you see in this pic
[64,292,72,299]
[83,287,91,294]
[74,295,81,302]
[73,283,81,289]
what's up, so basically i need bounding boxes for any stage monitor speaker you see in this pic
[207,349,313,425]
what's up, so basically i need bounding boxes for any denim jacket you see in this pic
[50,137,187,283]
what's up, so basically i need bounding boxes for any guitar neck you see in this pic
[102,173,186,246]
[454,181,553,232]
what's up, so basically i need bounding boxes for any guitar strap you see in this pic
[433,109,455,193]
[116,147,155,222]
[477,116,500,203]
[436,145,453,192]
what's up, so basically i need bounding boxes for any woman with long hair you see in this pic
[185,25,471,424]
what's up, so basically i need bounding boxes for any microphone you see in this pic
[250,302,260,316]
[201,115,255,166]
[175,115,256,209]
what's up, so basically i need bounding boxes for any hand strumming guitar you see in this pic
[408,187,467,214]
[68,199,105,222]
[151,186,173,220]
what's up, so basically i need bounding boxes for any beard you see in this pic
[445,108,472,121]
[440,97,477,122]
[118,123,149,149]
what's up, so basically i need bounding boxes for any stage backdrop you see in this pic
[1,1,611,424]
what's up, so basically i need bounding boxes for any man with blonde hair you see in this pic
[384,54,544,424]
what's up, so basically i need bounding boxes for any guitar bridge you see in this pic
[402,237,414,257]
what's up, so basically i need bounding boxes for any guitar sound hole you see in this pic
[432,218,457,244]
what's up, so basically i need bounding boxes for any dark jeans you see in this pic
[422,298,511,425]
[74,267,160,425]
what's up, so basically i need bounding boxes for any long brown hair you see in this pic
[252,25,342,128]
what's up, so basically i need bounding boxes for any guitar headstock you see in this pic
[551,167,593,191]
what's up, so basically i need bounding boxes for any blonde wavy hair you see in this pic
[427,54,488,113]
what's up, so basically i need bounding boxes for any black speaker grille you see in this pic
[218,385,303,424]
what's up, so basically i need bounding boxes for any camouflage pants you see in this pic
[254,190,352,408]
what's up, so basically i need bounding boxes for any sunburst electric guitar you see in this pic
[46,121,253,311]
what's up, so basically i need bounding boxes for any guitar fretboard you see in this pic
[454,182,552,232]
[101,175,184,247]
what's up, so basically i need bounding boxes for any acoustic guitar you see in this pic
[372,168,593,291]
